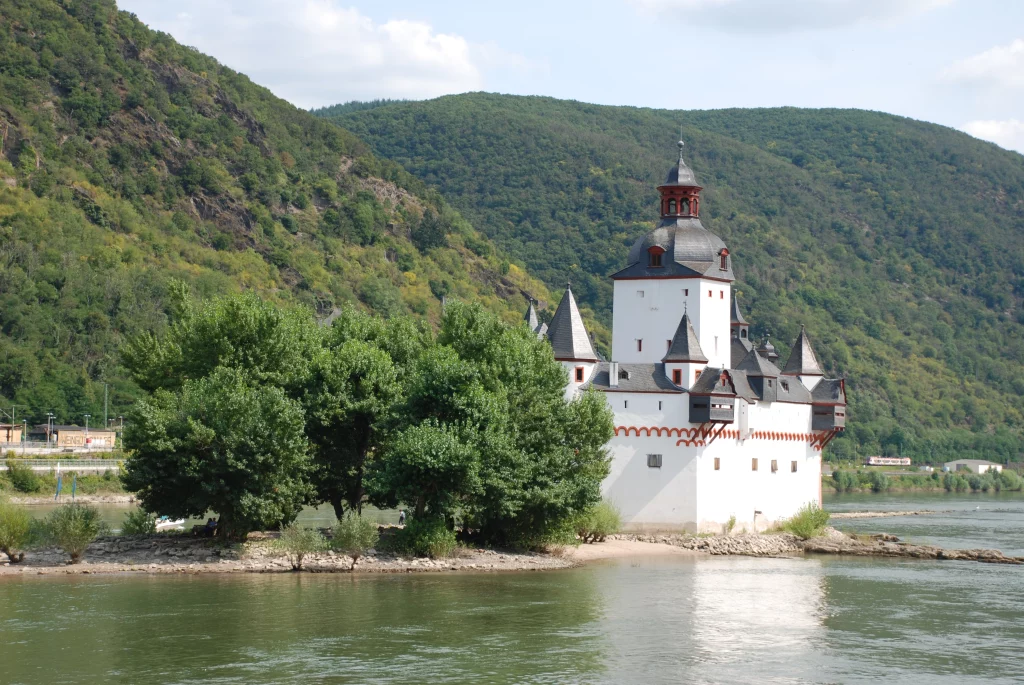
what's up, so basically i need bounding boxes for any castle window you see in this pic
[647,454,663,468]
[720,290,724,299]
[771,459,778,473]
[624,400,629,409]
[781,380,789,392]
[668,199,676,214]
[637,290,645,298]
[741,329,747,339]
[708,290,712,298]
[714,457,720,471]
[658,401,662,410]
[648,246,665,267]
[637,339,643,352]
[791,461,798,473]
[672,369,682,385]
[667,339,672,351]
[684,289,689,296]
[694,369,701,384]
[680,199,690,214]
[575,366,584,383]
[752,458,758,471]
[720,249,729,271]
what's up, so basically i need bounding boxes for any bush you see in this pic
[832,469,857,493]
[44,503,108,563]
[121,508,157,536]
[574,500,622,543]
[999,469,1023,491]
[275,525,329,571]
[5,460,41,493]
[394,516,457,558]
[0,499,31,563]
[867,470,890,493]
[725,515,737,535]
[781,502,831,540]
[332,515,380,570]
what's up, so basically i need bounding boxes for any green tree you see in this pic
[122,367,312,538]
[44,503,108,564]
[331,514,380,570]
[0,499,32,563]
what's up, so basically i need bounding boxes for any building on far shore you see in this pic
[28,425,118,449]
[865,456,911,466]
[943,459,1002,474]
[0,424,23,444]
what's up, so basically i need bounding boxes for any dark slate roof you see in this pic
[585,363,682,393]
[812,378,847,405]
[546,286,598,361]
[661,141,699,187]
[663,313,707,362]
[736,346,782,377]
[689,367,757,401]
[613,217,734,281]
[730,295,749,325]
[757,337,779,362]
[776,376,813,404]
[731,336,753,368]
[781,326,823,376]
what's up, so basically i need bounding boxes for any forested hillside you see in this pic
[0,2,548,424]
[325,94,1024,462]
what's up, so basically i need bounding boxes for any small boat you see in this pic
[155,516,185,531]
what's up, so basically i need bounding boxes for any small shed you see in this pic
[0,424,23,444]
[943,459,1002,475]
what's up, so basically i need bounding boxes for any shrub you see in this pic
[44,503,108,563]
[332,515,380,570]
[781,502,831,540]
[574,500,622,543]
[867,470,890,493]
[0,499,31,563]
[121,508,157,536]
[394,516,457,558]
[5,460,41,493]
[954,475,970,492]
[999,469,1023,491]
[832,469,857,493]
[725,515,737,535]
[275,525,329,571]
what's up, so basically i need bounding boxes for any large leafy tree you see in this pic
[122,367,312,538]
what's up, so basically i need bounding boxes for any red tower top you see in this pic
[658,140,703,220]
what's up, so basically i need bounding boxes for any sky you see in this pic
[117,0,1024,153]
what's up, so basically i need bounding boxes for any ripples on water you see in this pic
[2,493,1022,684]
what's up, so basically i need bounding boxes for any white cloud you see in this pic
[628,0,953,33]
[941,39,1024,89]
[119,1,528,108]
[961,119,1024,154]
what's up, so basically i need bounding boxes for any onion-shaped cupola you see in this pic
[613,140,734,281]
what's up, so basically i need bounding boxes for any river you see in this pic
[2,492,1023,684]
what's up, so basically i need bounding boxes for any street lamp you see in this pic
[46,412,55,448]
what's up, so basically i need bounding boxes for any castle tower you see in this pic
[730,295,753,367]
[546,285,599,397]
[610,141,733,367]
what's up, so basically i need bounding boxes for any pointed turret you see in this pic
[523,300,547,339]
[546,285,598,361]
[663,312,708,363]
[737,346,781,378]
[781,326,823,377]
[730,295,749,328]
[757,336,779,362]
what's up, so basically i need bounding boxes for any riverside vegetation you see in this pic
[830,468,1024,493]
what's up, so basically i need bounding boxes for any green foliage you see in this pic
[44,503,108,563]
[275,525,329,571]
[0,498,32,562]
[867,470,890,493]
[120,508,156,536]
[999,469,1023,491]
[122,366,312,539]
[0,4,548,431]
[725,515,737,535]
[781,502,831,540]
[943,472,971,492]
[331,514,380,570]
[5,460,41,493]
[393,516,457,559]
[573,500,622,543]
[831,469,858,493]
[329,93,1024,461]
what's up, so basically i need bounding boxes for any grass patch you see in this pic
[780,502,831,540]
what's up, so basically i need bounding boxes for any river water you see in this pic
[3,493,1023,684]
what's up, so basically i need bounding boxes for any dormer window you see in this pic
[719,248,729,271]
[648,246,665,268]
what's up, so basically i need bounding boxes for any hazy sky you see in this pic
[118,0,1024,153]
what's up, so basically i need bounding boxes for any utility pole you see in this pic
[83,413,91,448]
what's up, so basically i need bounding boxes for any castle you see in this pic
[531,141,847,532]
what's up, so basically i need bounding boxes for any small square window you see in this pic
[771,459,778,473]
[637,339,643,352]
[647,454,663,468]
[684,289,689,296]
[714,457,721,471]
[752,458,758,471]
[672,368,682,385]
[637,290,645,298]
[575,366,584,383]
[791,461,798,473]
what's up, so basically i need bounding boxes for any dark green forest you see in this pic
[324,94,1024,462]
[0,2,548,426]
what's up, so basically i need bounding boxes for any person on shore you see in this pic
[398,510,406,526]
[205,518,218,536]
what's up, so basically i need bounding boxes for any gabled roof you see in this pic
[736,346,782,377]
[812,378,847,405]
[546,286,598,361]
[731,336,753,368]
[584,363,682,393]
[782,326,824,377]
[663,313,708,363]
[730,295,748,325]
[689,367,758,401]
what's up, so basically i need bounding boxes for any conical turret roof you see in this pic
[546,285,598,361]
[782,326,823,376]
[730,295,748,326]
[662,140,699,187]
[663,312,708,363]
[524,301,539,330]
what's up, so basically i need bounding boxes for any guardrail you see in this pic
[0,459,122,472]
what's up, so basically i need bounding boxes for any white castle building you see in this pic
[532,142,847,533]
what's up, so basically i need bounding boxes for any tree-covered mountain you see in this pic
[323,94,1024,462]
[0,3,549,425]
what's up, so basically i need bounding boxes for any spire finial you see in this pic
[683,300,688,316]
